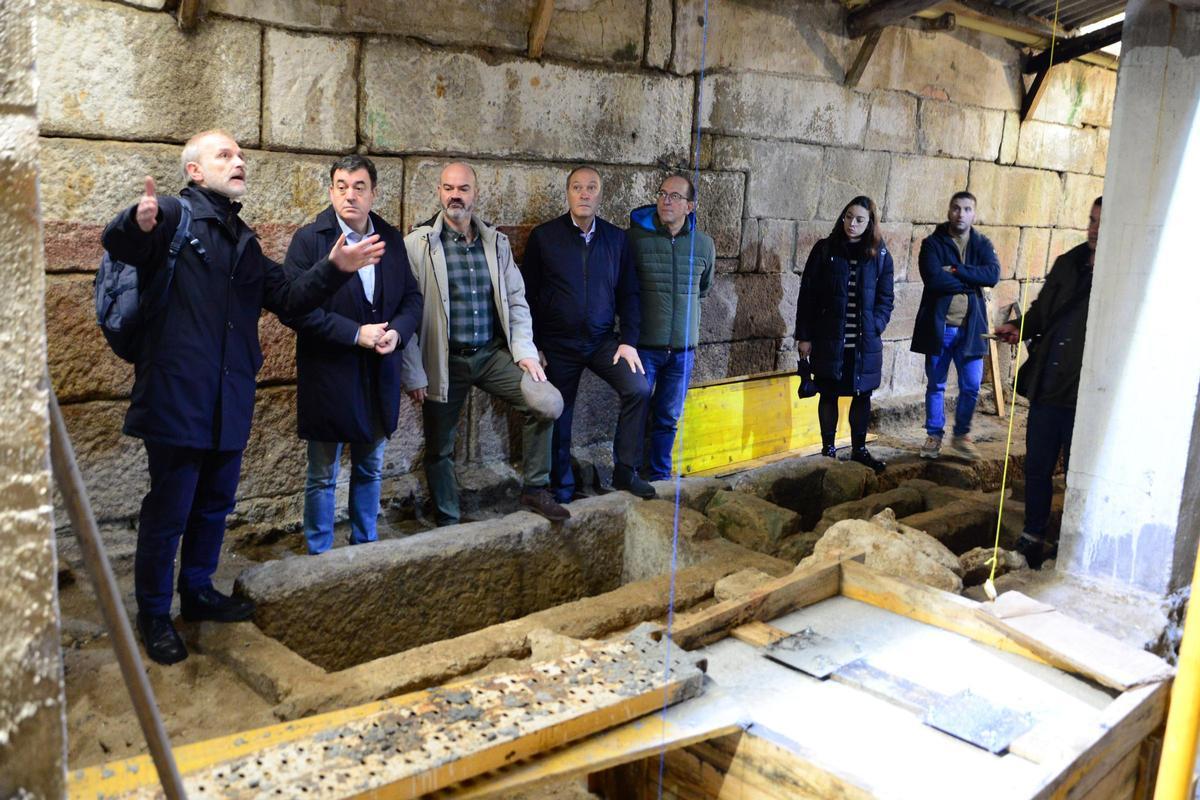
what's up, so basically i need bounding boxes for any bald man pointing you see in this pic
[101,130,384,665]
[401,163,569,526]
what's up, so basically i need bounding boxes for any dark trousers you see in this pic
[1024,402,1076,540]
[135,441,243,616]
[544,337,651,502]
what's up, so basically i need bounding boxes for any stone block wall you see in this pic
[3,0,65,795]
[37,0,1113,526]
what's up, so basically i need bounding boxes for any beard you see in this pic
[443,202,471,222]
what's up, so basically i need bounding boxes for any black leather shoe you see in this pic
[821,444,838,459]
[613,465,657,499]
[180,587,256,623]
[136,612,187,665]
[1015,533,1056,570]
[520,487,571,522]
[850,447,887,474]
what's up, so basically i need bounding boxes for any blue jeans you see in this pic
[639,348,695,481]
[304,435,386,555]
[136,442,242,616]
[1024,402,1075,539]
[924,324,984,438]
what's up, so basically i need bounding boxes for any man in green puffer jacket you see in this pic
[627,173,716,481]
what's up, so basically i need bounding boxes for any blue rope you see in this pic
[658,3,710,796]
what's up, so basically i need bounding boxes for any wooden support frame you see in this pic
[846,0,945,38]
[1023,20,1124,75]
[527,0,555,59]
[1022,67,1053,121]
[177,0,201,31]
[844,29,883,88]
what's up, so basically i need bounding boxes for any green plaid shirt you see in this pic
[442,223,497,348]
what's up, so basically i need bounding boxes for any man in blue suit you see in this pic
[283,155,423,555]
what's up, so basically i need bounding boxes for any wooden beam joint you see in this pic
[847,0,944,39]
[1023,19,1123,74]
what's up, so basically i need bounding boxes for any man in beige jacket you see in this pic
[401,162,568,525]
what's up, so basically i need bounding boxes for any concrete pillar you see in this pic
[1059,0,1200,596]
[0,0,67,795]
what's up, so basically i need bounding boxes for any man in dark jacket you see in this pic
[627,174,715,481]
[911,191,1001,461]
[101,130,384,665]
[282,155,422,555]
[521,166,654,502]
[996,197,1102,569]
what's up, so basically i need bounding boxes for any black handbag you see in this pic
[797,357,818,399]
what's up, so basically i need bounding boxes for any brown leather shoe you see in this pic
[520,488,570,522]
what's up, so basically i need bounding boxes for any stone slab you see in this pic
[362,38,691,164]
[263,29,358,152]
[884,155,970,223]
[1015,120,1097,174]
[37,0,260,143]
[1028,61,1117,130]
[817,148,891,221]
[645,0,673,69]
[401,158,744,258]
[880,222,913,282]
[209,0,646,66]
[709,136,823,221]
[1015,227,1051,282]
[857,26,1021,111]
[1062,173,1105,231]
[701,73,870,147]
[864,90,918,153]
[884,282,925,343]
[975,225,1020,281]
[0,0,35,107]
[757,218,798,274]
[672,0,849,78]
[700,271,800,344]
[1049,228,1087,265]
[999,110,1020,165]
[46,275,133,402]
[918,99,1005,161]
[968,162,1062,227]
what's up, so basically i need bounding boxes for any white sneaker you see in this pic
[948,435,981,461]
[919,435,942,459]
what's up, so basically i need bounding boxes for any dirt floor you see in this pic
[57,402,1036,778]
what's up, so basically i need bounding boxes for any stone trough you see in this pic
[192,449,1034,722]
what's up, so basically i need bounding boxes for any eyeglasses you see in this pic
[655,190,690,204]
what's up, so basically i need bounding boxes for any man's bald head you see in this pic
[439,162,478,229]
[181,129,246,198]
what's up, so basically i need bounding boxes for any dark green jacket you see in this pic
[627,205,715,349]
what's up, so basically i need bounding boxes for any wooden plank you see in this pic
[989,338,1007,417]
[527,0,555,58]
[1078,746,1140,800]
[177,0,201,31]
[669,553,858,651]
[731,621,791,648]
[708,731,876,800]
[1030,681,1170,800]
[443,715,745,798]
[1022,67,1053,122]
[1024,20,1123,74]
[70,629,706,800]
[977,607,1175,692]
[839,559,1051,664]
[847,0,945,38]
[844,29,882,88]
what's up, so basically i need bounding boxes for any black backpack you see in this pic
[94,198,202,363]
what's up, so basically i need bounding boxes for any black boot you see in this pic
[850,446,886,474]
[613,464,656,499]
[136,612,187,665]
[1015,533,1056,570]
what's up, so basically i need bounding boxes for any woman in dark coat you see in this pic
[794,195,895,473]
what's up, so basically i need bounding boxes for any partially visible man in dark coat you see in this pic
[996,197,1102,569]
[521,165,654,502]
[282,155,422,555]
[101,130,384,665]
[911,191,1001,462]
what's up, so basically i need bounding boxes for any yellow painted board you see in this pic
[675,374,850,475]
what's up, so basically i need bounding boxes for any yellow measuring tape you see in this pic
[983,0,1063,601]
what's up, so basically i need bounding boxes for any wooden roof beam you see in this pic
[1023,18,1123,73]
[847,0,946,38]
